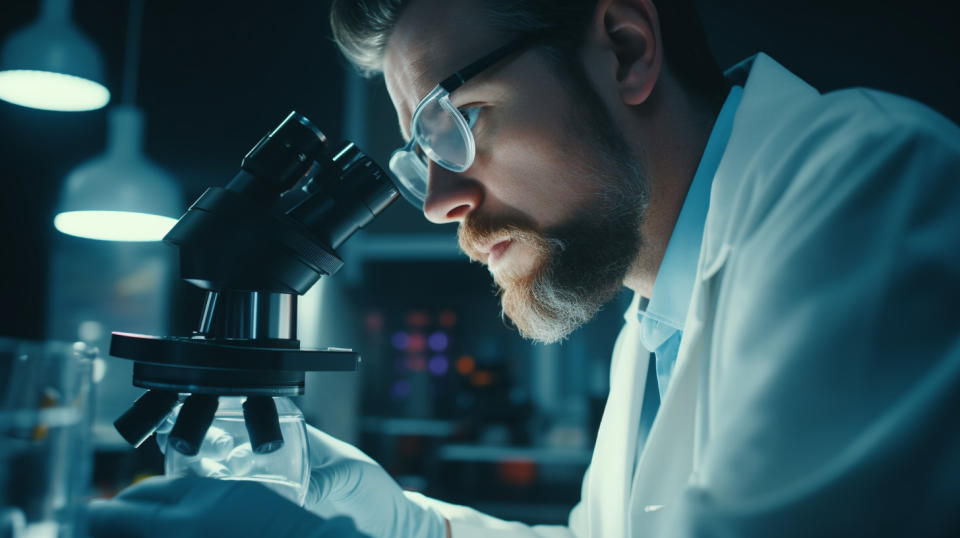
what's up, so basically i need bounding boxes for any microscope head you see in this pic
[109,111,398,454]
[166,111,396,295]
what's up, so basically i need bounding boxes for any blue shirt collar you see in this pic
[637,86,743,346]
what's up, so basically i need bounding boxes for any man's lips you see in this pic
[463,231,518,268]
[487,239,513,268]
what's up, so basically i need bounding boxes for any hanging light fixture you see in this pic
[0,0,110,111]
[54,0,180,242]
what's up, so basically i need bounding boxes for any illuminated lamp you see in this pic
[0,0,110,112]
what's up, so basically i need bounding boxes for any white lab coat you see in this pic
[414,53,960,537]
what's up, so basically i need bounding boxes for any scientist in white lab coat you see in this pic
[87,0,960,536]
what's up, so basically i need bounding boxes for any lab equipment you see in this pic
[0,338,96,538]
[158,397,309,505]
[108,111,398,492]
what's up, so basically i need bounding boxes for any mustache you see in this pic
[457,210,542,263]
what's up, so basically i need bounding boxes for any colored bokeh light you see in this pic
[391,332,410,350]
[428,356,449,376]
[364,311,383,333]
[438,309,457,327]
[497,460,537,487]
[427,331,449,352]
[405,310,431,327]
[405,356,427,372]
[470,371,494,387]
[407,333,427,353]
[391,379,412,399]
[456,356,475,375]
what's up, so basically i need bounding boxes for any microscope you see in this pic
[108,112,397,465]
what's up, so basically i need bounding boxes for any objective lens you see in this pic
[113,389,180,448]
[243,396,284,454]
[168,394,219,456]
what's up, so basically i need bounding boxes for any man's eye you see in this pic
[459,107,480,128]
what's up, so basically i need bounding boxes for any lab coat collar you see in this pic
[625,54,804,324]
[639,85,743,340]
[699,53,820,274]
[625,54,814,318]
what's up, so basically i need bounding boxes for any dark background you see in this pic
[1,0,958,339]
[1,0,957,339]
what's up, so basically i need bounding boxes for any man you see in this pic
[88,0,960,536]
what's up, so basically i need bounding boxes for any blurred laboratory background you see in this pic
[1,0,957,526]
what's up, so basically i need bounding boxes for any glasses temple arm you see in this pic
[439,32,552,93]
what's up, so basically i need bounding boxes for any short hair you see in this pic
[330,0,729,110]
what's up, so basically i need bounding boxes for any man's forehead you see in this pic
[383,0,500,134]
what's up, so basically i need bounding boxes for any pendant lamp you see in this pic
[0,0,110,111]
[54,0,181,242]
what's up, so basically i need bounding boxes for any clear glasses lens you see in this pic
[414,90,474,171]
[389,148,430,208]
[388,87,477,208]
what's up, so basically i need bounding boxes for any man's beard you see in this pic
[459,81,648,343]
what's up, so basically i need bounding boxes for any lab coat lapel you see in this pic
[627,313,702,535]
[586,293,649,537]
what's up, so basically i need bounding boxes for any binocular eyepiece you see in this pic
[164,111,398,295]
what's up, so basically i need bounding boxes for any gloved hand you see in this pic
[85,474,369,538]
[305,425,448,538]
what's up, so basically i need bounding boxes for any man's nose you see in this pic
[422,163,483,224]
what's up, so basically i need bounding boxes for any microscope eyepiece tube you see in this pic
[243,396,284,454]
[113,389,180,448]
[232,111,328,199]
[163,112,397,293]
[288,141,399,250]
[168,394,220,456]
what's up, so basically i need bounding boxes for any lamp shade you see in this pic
[55,105,182,241]
[0,0,110,111]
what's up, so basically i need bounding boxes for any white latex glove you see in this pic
[85,475,369,538]
[305,425,448,538]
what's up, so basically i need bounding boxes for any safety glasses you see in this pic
[389,32,549,209]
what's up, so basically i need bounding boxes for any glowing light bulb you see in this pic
[54,210,177,241]
[0,70,110,111]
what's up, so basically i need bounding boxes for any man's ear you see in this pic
[594,0,662,106]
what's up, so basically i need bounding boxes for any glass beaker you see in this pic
[0,338,96,538]
[157,396,310,506]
